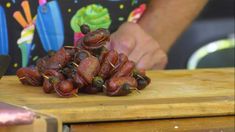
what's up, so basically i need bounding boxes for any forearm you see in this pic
[138,0,208,52]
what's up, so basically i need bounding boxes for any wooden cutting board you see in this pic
[0,68,234,123]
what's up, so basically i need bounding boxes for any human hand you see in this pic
[107,22,167,70]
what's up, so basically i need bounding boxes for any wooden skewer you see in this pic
[102,85,107,92]
[19,76,26,80]
[130,87,141,94]
[136,74,145,80]
[102,84,107,89]
[73,93,79,97]
[72,62,79,67]
[64,46,76,49]
[41,73,49,80]
[13,11,28,28]
[21,1,32,24]
[96,35,109,45]
[108,59,116,68]
[111,64,120,73]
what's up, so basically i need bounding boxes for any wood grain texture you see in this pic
[71,116,235,132]
[0,68,234,123]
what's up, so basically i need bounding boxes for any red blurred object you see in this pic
[0,102,35,126]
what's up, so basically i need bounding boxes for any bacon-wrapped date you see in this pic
[104,77,137,96]
[42,70,65,93]
[73,50,90,64]
[44,69,65,80]
[82,28,110,50]
[98,50,118,79]
[112,60,135,78]
[80,85,101,94]
[64,46,77,57]
[98,47,109,61]
[60,66,74,78]
[132,70,151,90]
[16,67,43,86]
[72,72,87,89]
[54,80,77,97]
[80,76,105,94]
[46,48,72,70]
[59,54,97,90]
[133,74,151,90]
[77,56,100,84]
[43,79,54,93]
[36,56,50,73]
[80,28,110,59]
[110,53,128,75]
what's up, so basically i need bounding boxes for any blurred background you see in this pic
[0,0,234,77]
[167,0,234,69]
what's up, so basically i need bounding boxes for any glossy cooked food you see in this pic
[16,24,151,97]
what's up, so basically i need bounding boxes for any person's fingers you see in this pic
[152,54,168,69]
[128,45,146,63]
[128,37,153,63]
[136,49,168,70]
[135,52,156,70]
[108,22,168,70]
[152,49,168,69]
[109,33,136,56]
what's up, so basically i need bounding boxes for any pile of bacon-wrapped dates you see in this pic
[16,25,151,97]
